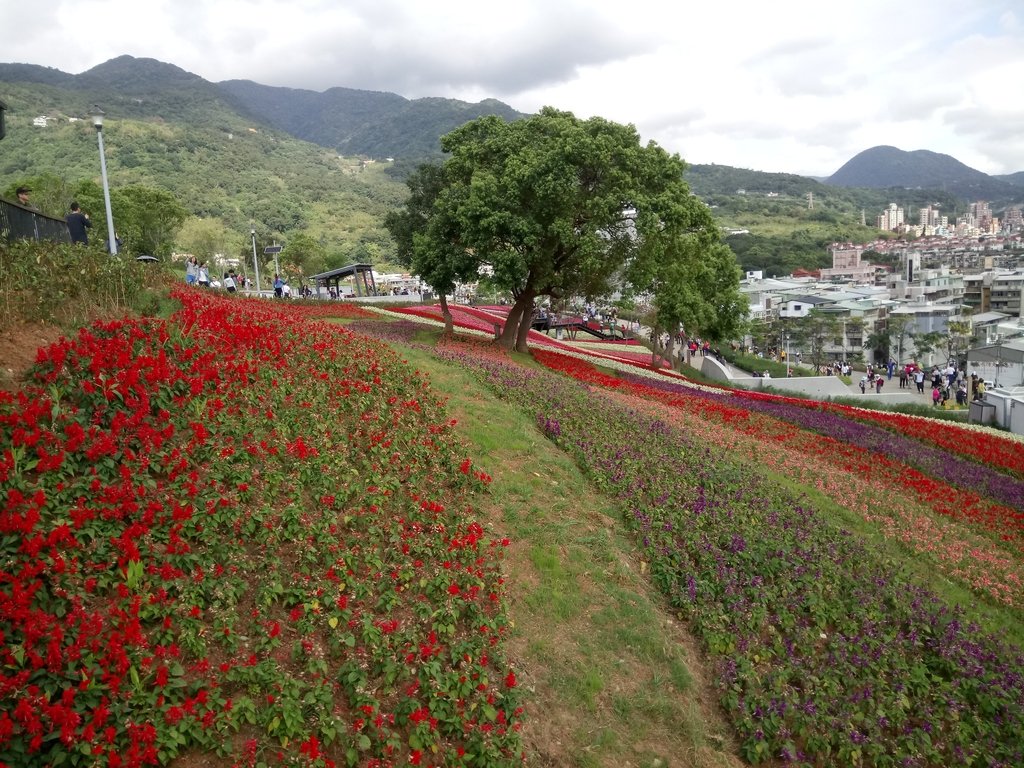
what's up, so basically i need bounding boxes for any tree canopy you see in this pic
[389,107,745,351]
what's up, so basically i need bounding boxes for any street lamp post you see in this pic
[92,110,118,254]
[251,228,262,294]
[786,332,791,377]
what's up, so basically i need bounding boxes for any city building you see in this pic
[886,265,964,306]
[1004,206,1023,233]
[962,271,1024,318]
[876,203,904,232]
[819,243,877,283]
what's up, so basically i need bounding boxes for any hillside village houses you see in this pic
[743,202,1024,386]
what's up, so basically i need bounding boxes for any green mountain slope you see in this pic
[827,145,1021,203]
[997,171,1024,188]
[683,163,967,277]
[0,60,408,261]
[218,80,524,159]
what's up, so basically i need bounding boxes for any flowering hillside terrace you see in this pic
[351,312,1024,767]
[386,304,670,369]
[0,292,521,767]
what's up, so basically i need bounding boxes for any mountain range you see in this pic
[0,56,525,163]
[2,55,1022,207]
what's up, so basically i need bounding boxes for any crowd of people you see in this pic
[850,358,987,407]
[709,339,990,408]
[182,258,306,298]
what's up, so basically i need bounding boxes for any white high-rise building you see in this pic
[876,203,904,231]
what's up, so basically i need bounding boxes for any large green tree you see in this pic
[70,181,187,257]
[279,232,327,283]
[384,163,479,335]
[430,108,738,352]
[111,186,188,257]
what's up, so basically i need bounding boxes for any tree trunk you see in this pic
[662,334,675,371]
[514,298,535,353]
[650,329,663,368]
[498,291,533,350]
[439,293,454,336]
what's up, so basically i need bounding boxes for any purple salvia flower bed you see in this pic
[435,348,1024,766]
[620,371,1024,514]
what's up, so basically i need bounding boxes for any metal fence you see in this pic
[0,197,71,244]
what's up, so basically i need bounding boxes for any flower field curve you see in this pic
[348,313,1024,767]
[420,335,1024,767]
[374,305,1024,607]
[0,292,521,767]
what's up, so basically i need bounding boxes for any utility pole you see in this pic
[251,227,262,294]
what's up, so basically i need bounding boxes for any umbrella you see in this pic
[136,255,158,262]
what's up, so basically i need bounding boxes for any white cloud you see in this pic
[1,0,1021,176]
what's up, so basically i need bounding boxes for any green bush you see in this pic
[719,346,815,378]
[0,239,168,327]
[831,396,970,422]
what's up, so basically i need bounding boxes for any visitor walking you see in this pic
[65,202,92,245]
[914,368,925,394]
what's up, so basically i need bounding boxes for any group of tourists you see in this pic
[818,361,853,377]
[686,338,725,363]
[183,256,248,292]
[885,359,987,407]
[859,369,888,394]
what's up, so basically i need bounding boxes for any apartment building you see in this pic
[886,265,964,306]
[876,203,904,232]
[819,242,876,282]
[963,271,1024,317]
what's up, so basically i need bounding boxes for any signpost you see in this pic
[264,244,283,280]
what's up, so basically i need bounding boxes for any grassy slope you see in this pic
[373,332,745,768]
[350,319,1024,763]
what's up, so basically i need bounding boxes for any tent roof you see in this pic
[968,338,1024,364]
[308,263,374,281]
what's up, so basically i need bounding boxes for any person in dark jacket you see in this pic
[16,186,37,210]
[65,202,92,245]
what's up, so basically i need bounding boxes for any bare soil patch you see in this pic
[0,321,66,391]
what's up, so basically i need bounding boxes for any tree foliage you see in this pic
[384,163,478,333]
[408,108,744,352]
[791,310,840,371]
[110,186,189,257]
[176,216,241,264]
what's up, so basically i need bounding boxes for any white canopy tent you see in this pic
[967,338,1024,388]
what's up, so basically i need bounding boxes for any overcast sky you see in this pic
[3,0,1022,177]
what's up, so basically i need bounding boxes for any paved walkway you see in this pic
[684,353,970,410]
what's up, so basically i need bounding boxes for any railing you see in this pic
[0,197,71,244]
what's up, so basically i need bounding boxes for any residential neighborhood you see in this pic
[740,203,1024,424]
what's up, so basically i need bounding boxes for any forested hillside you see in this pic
[5,55,1017,279]
[0,65,408,269]
[219,79,524,159]
[685,164,964,276]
